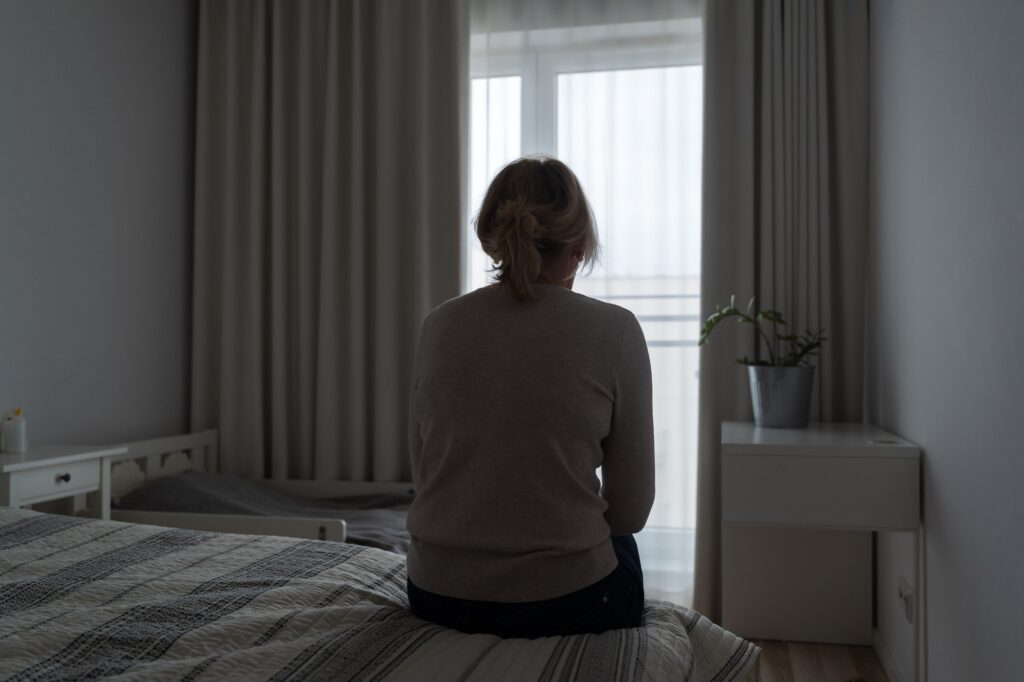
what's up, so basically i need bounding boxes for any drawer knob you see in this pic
[56,473,71,483]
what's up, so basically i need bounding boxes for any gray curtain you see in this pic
[191,0,468,481]
[695,0,869,617]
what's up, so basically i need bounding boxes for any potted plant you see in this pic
[699,296,827,428]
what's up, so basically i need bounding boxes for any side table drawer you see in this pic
[10,459,101,504]
[723,454,919,530]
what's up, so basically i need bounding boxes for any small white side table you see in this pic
[0,445,128,520]
[721,422,921,680]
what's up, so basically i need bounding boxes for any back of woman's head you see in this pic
[475,156,598,301]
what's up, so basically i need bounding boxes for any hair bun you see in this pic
[495,199,541,239]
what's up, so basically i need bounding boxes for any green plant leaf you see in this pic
[780,327,827,366]
[757,309,787,325]
[699,298,754,346]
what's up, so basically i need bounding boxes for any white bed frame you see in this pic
[108,430,414,543]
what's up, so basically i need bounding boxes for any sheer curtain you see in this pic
[469,0,704,605]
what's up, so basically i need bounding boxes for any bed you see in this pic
[0,507,758,680]
[107,432,413,553]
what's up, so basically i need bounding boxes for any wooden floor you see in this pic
[755,641,889,682]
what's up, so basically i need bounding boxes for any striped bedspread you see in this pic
[0,509,758,681]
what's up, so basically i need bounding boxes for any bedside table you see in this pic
[720,422,921,677]
[0,445,128,520]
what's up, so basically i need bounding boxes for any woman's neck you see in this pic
[535,252,578,290]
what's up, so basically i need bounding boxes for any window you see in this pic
[469,19,703,605]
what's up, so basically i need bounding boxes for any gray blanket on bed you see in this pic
[0,508,759,681]
[114,473,412,553]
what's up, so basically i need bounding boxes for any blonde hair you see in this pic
[475,156,598,301]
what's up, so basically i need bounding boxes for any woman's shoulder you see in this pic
[565,289,633,317]
[417,287,494,335]
[425,285,497,318]
[552,287,638,326]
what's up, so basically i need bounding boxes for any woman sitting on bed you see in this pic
[406,156,655,638]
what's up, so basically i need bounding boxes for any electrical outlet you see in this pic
[898,577,914,624]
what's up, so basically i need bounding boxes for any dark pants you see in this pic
[407,536,645,639]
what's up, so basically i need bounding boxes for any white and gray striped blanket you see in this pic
[0,508,758,681]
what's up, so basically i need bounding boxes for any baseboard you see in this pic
[873,629,909,682]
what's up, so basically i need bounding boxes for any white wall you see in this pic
[0,1,196,444]
[868,1,1024,680]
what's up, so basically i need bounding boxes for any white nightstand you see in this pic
[0,445,128,520]
[720,422,921,677]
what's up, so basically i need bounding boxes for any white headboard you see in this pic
[110,430,217,502]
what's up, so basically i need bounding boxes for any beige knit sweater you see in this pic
[406,283,655,602]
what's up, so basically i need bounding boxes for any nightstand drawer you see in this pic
[10,459,101,503]
[722,454,919,530]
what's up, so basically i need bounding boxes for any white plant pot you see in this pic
[748,365,815,428]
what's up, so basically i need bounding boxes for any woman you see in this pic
[406,156,655,638]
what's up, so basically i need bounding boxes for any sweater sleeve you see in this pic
[600,311,656,536]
